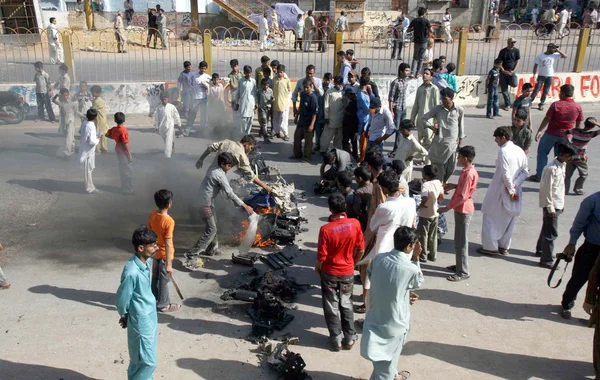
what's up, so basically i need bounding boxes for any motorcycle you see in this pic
[0,91,29,124]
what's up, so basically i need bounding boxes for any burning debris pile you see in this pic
[221,269,310,339]
[261,337,312,380]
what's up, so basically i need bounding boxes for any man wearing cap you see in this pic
[365,97,395,152]
[497,38,521,111]
[530,43,567,111]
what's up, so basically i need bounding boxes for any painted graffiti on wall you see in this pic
[364,11,402,27]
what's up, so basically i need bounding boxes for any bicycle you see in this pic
[535,22,570,38]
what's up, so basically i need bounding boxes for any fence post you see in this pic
[334,32,343,76]
[457,29,468,76]
[573,27,590,73]
[203,30,212,73]
[62,34,76,82]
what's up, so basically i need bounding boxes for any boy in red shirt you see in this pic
[148,189,180,312]
[315,193,365,351]
[106,112,133,194]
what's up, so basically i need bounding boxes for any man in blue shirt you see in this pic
[291,79,319,161]
[560,191,600,319]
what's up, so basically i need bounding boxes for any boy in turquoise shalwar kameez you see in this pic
[117,226,159,380]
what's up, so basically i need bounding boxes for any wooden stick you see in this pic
[169,273,184,300]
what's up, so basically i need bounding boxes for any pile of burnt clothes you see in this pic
[221,269,310,340]
[262,337,312,380]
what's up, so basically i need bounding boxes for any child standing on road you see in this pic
[510,109,532,154]
[33,61,57,123]
[207,73,225,130]
[90,85,108,153]
[53,88,80,157]
[154,92,182,158]
[257,78,273,139]
[486,59,501,119]
[106,112,133,194]
[74,81,92,122]
[148,189,181,313]
[417,165,444,262]
[79,109,100,194]
[512,82,533,130]
[566,116,600,195]
[54,63,71,91]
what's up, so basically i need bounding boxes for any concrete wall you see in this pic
[4,71,599,115]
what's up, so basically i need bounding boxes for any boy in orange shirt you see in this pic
[148,189,181,312]
[106,112,133,194]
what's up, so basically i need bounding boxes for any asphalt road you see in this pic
[0,103,598,379]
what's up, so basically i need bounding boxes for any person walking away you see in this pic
[257,78,273,139]
[46,18,64,64]
[33,61,56,123]
[154,92,182,158]
[442,8,453,43]
[557,6,569,39]
[531,43,567,111]
[417,165,443,262]
[272,64,292,141]
[90,85,108,153]
[54,63,71,91]
[148,189,181,313]
[407,7,431,78]
[335,11,348,43]
[147,9,158,48]
[236,65,258,136]
[439,145,479,282]
[124,0,134,25]
[116,226,159,380]
[421,88,464,185]
[528,84,583,182]
[560,191,600,319]
[177,61,193,118]
[342,86,359,160]
[536,143,575,268]
[321,75,345,152]
[53,88,80,157]
[361,226,423,380]
[479,127,528,255]
[303,10,315,52]
[291,79,318,162]
[512,83,533,129]
[410,68,439,158]
[497,38,521,111]
[566,117,600,195]
[295,14,304,51]
[259,12,269,52]
[114,11,127,53]
[185,61,210,137]
[315,193,364,351]
[156,9,168,49]
[106,112,133,194]
[510,109,533,154]
[79,109,100,194]
[184,152,254,267]
[486,59,501,119]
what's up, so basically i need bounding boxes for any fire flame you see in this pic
[232,206,278,247]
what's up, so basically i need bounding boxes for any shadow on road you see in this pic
[7,179,122,194]
[402,341,594,380]
[0,359,100,380]
[28,285,116,311]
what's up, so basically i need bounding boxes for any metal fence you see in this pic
[0,23,598,84]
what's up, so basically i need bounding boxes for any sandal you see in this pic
[159,304,181,312]
[447,274,470,282]
[477,247,498,255]
[354,304,367,314]
[446,265,456,272]
[396,370,411,380]
[329,339,342,352]
[0,282,11,290]
[342,335,358,350]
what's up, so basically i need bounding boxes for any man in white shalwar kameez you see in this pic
[361,226,423,380]
[358,170,416,292]
[479,126,529,255]
[236,65,258,136]
[46,18,64,65]
[79,109,100,194]
[154,93,182,158]
[259,13,269,52]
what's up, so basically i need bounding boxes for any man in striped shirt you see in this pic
[566,117,600,195]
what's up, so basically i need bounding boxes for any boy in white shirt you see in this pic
[417,165,444,262]
[536,143,575,268]
[184,61,211,136]
[154,93,182,158]
[79,109,101,194]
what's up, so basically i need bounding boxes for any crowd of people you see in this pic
[23,15,600,379]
